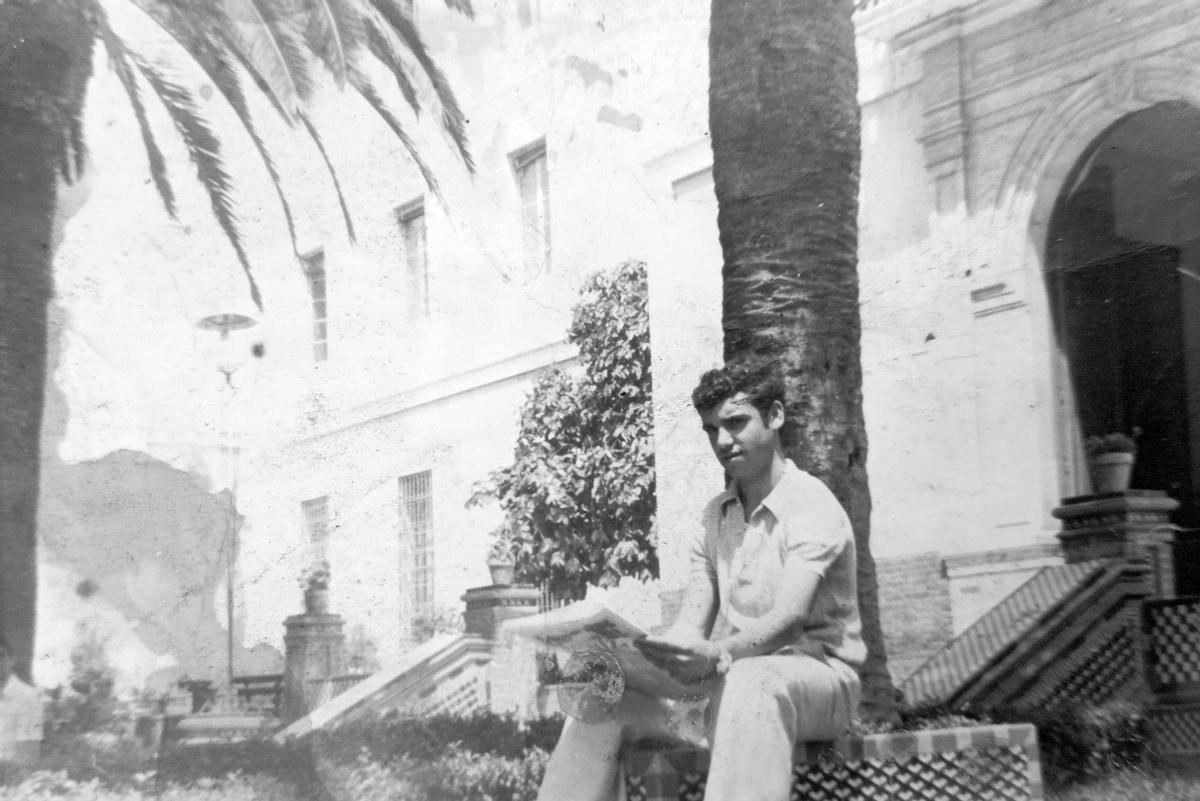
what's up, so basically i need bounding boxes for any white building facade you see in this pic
[36,0,1200,688]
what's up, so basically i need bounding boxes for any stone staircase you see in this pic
[275,632,494,740]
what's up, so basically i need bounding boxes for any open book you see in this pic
[501,602,711,700]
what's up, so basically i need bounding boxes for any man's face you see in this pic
[699,393,783,482]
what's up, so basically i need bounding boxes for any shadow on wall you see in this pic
[35,303,279,691]
[38,449,280,687]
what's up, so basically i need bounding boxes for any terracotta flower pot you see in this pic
[488,562,515,586]
[1090,452,1135,493]
[304,588,329,614]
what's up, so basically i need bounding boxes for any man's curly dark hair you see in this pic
[691,355,786,421]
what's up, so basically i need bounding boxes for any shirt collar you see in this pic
[719,459,804,520]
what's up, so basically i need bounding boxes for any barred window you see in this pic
[302,495,330,564]
[301,249,328,361]
[399,471,434,614]
[510,140,550,276]
[397,199,428,318]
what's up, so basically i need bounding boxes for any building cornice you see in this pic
[289,340,578,445]
[855,0,1045,45]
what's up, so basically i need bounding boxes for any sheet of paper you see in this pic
[503,604,713,699]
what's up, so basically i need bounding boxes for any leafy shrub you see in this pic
[321,745,549,801]
[152,712,564,798]
[4,770,296,801]
[1048,769,1200,801]
[473,260,657,600]
[895,699,986,732]
[314,710,563,765]
[522,714,566,753]
[990,701,1149,791]
[875,698,1151,794]
[34,732,157,787]
[43,623,119,737]
[158,737,325,796]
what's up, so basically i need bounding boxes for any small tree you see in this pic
[474,261,656,600]
[45,622,117,736]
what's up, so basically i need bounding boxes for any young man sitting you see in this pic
[537,357,863,801]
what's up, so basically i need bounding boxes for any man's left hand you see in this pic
[635,635,722,685]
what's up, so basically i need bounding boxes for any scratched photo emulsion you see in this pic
[2,1,1197,800]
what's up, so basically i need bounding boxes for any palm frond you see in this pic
[362,8,419,113]
[132,54,263,309]
[96,9,178,217]
[301,0,364,87]
[132,0,302,252]
[349,68,441,201]
[220,0,313,119]
[442,0,474,18]
[299,113,357,242]
[370,0,473,172]
[65,113,88,183]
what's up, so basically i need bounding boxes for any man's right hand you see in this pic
[635,634,722,685]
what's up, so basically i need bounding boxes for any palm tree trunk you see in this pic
[709,0,897,722]
[0,1,94,682]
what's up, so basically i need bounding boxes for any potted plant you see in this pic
[299,561,331,614]
[487,527,517,586]
[1085,431,1138,494]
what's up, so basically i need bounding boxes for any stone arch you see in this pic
[999,56,1200,257]
[988,56,1200,501]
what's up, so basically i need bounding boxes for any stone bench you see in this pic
[622,722,1043,801]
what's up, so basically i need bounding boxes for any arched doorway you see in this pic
[1046,102,1200,592]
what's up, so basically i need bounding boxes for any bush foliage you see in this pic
[898,699,1151,792]
[155,711,564,799]
[473,260,657,599]
[316,710,563,765]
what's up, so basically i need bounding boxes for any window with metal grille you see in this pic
[397,199,428,318]
[302,495,330,563]
[301,249,328,361]
[399,471,434,614]
[510,140,550,276]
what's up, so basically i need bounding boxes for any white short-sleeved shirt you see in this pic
[687,460,866,668]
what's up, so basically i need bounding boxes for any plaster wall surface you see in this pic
[33,0,1200,688]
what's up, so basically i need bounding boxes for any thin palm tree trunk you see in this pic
[0,1,95,682]
[709,0,897,721]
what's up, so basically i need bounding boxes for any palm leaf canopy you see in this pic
[83,0,475,309]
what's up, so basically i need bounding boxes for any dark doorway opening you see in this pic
[1046,103,1200,593]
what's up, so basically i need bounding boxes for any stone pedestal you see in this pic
[461,584,541,641]
[282,612,346,723]
[463,584,541,716]
[1053,490,1179,597]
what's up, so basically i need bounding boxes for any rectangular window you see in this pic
[397,199,428,318]
[511,140,550,275]
[302,495,330,564]
[399,471,434,614]
[301,249,328,362]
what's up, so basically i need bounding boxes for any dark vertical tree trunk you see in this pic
[709,0,897,721]
[0,0,94,682]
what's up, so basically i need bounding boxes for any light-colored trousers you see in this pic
[536,654,860,801]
